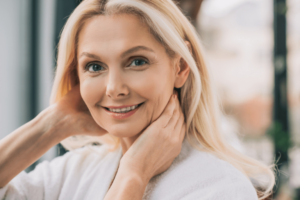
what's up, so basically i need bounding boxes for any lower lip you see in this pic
[104,104,142,119]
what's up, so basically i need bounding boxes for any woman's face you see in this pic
[77,14,179,138]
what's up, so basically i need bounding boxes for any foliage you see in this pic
[267,122,290,154]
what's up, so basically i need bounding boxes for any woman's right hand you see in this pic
[48,84,107,137]
[0,84,106,187]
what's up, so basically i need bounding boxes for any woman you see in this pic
[0,0,275,199]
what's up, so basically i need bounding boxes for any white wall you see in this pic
[38,0,57,161]
[0,0,56,161]
[0,0,31,139]
[38,0,56,113]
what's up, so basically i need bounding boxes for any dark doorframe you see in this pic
[26,0,40,173]
[54,0,83,156]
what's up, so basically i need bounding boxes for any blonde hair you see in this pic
[50,0,275,198]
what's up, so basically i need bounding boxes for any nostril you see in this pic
[119,93,126,96]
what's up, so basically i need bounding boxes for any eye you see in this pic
[129,58,148,67]
[86,63,105,73]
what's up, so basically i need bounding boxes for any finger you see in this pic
[174,113,185,142]
[168,93,182,130]
[173,96,183,127]
[61,84,88,111]
[164,95,180,129]
[64,84,80,100]
[174,110,184,132]
[179,122,186,143]
[156,94,176,128]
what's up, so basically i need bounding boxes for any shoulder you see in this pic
[32,143,121,179]
[2,144,121,200]
[145,139,258,200]
[14,144,119,191]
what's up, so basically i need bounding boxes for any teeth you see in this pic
[108,105,139,113]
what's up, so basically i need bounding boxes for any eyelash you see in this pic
[84,58,149,73]
[84,63,105,73]
[130,58,148,67]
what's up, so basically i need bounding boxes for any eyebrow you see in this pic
[121,46,154,58]
[79,45,154,60]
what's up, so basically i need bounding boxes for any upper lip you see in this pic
[104,103,141,109]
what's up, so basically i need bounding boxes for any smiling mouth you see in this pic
[103,102,144,113]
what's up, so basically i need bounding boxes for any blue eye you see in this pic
[87,63,105,72]
[130,59,147,67]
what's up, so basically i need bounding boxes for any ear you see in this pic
[174,41,191,88]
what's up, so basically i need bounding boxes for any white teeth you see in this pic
[108,104,139,113]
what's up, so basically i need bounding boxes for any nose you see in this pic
[106,69,129,99]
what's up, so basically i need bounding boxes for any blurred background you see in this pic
[0,0,299,199]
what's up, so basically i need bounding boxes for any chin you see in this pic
[105,123,144,138]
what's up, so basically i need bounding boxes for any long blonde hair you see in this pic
[50,0,275,198]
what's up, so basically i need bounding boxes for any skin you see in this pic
[77,14,188,153]
[0,13,190,200]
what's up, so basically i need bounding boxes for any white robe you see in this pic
[0,138,258,200]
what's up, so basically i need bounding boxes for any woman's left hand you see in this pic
[104,92,186,200]
[121,92,186,182]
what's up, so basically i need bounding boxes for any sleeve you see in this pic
[180,178,259,200]
[0,152,74,200]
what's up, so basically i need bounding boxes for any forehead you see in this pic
[77,14,162,56]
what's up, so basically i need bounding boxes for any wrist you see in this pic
[105,163,149,200]
[32,105,71,141]
[118,162,150,187]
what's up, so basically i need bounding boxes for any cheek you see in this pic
[80,77,105,110]
[78,64,175,137]
[134,68,174,122]
[147,87,173,123]
[80,77,109,130]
